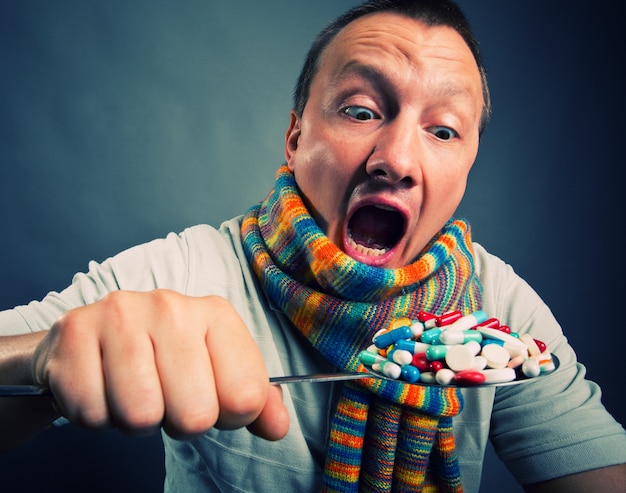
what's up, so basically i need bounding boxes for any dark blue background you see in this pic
[1,1,623,491]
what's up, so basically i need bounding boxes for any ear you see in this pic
[284,111,301,171]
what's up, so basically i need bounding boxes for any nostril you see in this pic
[366,152,416,186]
[367,164,415,188]
[371,168,388,178]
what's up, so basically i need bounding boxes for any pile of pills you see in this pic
[359,310,556,386]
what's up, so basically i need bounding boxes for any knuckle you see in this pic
[206,295,231,311]
[99,291,137,326]
[205,295,240,323]
[148,289,190,330]
[115,405,164,433]
[71,404,111,430]
[165,406,219,439]
[218,383,268,428]
[181,410,218,435]
[100,289,129,311]
[52,308,89,340]
[109,382,166,433]
[149,288,179,309]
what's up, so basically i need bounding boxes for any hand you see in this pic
[32,290,290,441]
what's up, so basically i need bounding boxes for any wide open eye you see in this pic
[343,105,378,121]
[428,126,458,140]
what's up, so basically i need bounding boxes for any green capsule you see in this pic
[426,345,449,361]
[359,350,386,366]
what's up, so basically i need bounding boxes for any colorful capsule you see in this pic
[373,325,412,349]
[420,328,442,345]
[534,338,547,353]
[444,310,488,331]
[387,348,413,366]
[359,350,386,367]
[475,317,501,329]
[429,360,444,373]
[410,320,425,338]
[435,368,456,386]
[395,339,431,355]
[411,352,430,372]
[476,326,528,351]
[426,345,450,361]
[401,365,421,383]
[435,310,463,327]
[439,329,483,345]
[359,310,553,387]
[538,354,556,373]
[417,311,437,328]
[419,372,437,384]
[372,360,402,380]
[453,370,487,386]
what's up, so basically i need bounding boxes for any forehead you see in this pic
[316,12,482,100]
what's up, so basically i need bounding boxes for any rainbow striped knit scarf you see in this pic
[241,166,482,492]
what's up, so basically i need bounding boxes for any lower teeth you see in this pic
[348,237,388,256]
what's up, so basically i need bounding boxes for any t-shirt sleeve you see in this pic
[473,243,626,485]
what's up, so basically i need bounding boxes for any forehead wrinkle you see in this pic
[329,16,456,75]
[314,13,483,125]
[325,31,479,99]
[336,32,421,82]
[330,59,476,112]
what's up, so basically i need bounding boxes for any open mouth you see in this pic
[347,204,405,257]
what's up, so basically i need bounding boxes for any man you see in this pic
[1,1,625,492]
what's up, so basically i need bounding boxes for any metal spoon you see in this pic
[0,372,374,397]
[0,354,559,396]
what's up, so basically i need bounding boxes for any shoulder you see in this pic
[472,242,513,285]
[472,242,548,327]
[109,217,248,296]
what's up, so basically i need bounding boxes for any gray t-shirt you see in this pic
[2,217,625,492]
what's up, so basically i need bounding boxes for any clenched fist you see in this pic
[32,290,289,441]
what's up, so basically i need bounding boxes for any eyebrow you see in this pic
[332,60,476,105]
[331,61,396,95]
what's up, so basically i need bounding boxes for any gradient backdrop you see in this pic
[1,1,623,491]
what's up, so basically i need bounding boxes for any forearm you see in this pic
[524,464,626,493]
[0,331,61,453]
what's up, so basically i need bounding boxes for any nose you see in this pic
[365,117,421,186]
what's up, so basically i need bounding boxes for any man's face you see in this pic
[285,12,484,268]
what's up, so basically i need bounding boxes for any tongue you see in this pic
[349,206,401,249]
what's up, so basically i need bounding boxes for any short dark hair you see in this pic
[293,0,492,135]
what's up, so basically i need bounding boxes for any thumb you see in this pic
[246,384,289,441]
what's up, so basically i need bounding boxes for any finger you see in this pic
[203,297,270,431]
[38,310,112,430]
[246,384,290,441]
[152,293,220,439]
[100,323,165,436]
[155,334,217,440]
